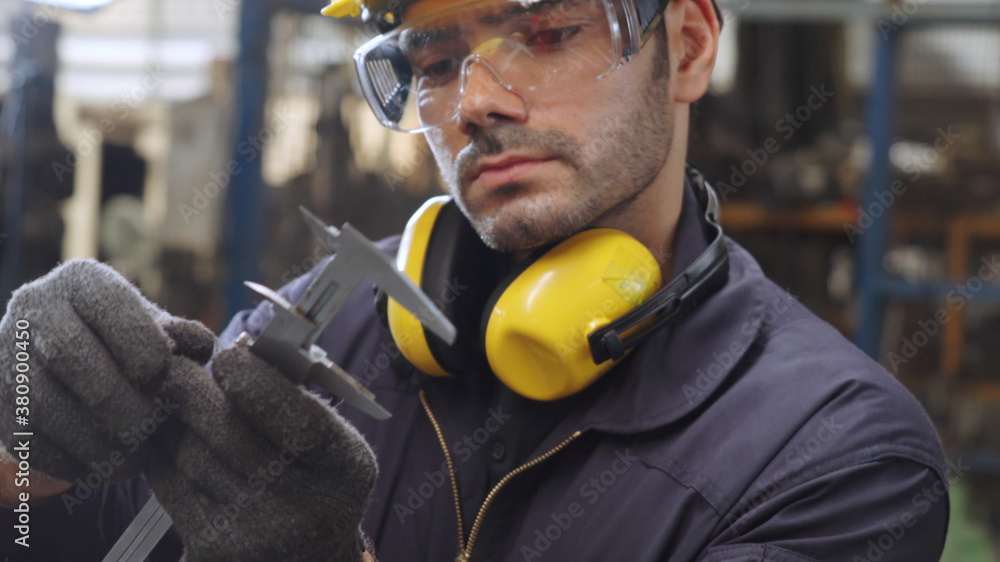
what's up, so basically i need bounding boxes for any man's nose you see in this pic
[456,55,529,134]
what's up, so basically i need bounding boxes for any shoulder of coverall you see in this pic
[531,177,946,481]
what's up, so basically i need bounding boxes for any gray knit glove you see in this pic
[147,345,378,562]
[0,258,215,482]
[0,259,377,561]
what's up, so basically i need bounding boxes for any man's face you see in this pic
[406,0,676,252]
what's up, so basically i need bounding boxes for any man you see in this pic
[0,0,950,560]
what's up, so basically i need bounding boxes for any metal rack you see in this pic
[718,0,1000,23]
[223,0,1000,358]
[223,0,326,319]
[719,0,1000,371]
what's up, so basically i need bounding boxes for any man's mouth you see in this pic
[469,155,558,190]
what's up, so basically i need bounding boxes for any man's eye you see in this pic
[526,25,581,47]
[417,57,460,82]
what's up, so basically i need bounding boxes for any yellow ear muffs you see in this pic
[482,229,663,401]
[387,196,451,377]
[386,168,729,399]
[387,196,507,378]
[387,197,663,401]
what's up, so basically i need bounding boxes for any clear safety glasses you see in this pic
[353,0,653,133]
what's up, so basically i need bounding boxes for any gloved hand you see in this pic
[0,259,378,561]
[145,345,378,562]
[0,258,215,483]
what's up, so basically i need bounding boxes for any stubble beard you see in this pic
[430,41,674,252]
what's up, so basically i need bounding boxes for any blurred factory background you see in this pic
[0,0,999,558]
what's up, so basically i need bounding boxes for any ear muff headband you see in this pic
[587,166,729,363]
[386,166,729,401]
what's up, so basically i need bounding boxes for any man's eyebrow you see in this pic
[480,0,564,25]
[397,0,569,53]
[399,25,462,54]
[477,5,526,25]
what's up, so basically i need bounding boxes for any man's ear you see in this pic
[666,0,720,104]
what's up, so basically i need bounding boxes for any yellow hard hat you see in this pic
[320,0,363,18]
[321,0,719,34]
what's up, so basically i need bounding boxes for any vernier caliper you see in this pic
[236,207,456,418]
[102,208,456,561]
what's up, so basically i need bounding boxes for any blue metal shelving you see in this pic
[718,0,1000,361]
[223,0,273,320]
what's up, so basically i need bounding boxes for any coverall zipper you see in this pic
[419,390,582,562]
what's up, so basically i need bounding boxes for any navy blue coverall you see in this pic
[2,177,950,561]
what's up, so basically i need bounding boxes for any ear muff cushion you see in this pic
[478,243,554,341]
[480,229,662,401]
[388,197,450,376]
[420,201,508,375]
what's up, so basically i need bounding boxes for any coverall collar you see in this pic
[531,174,769,452]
